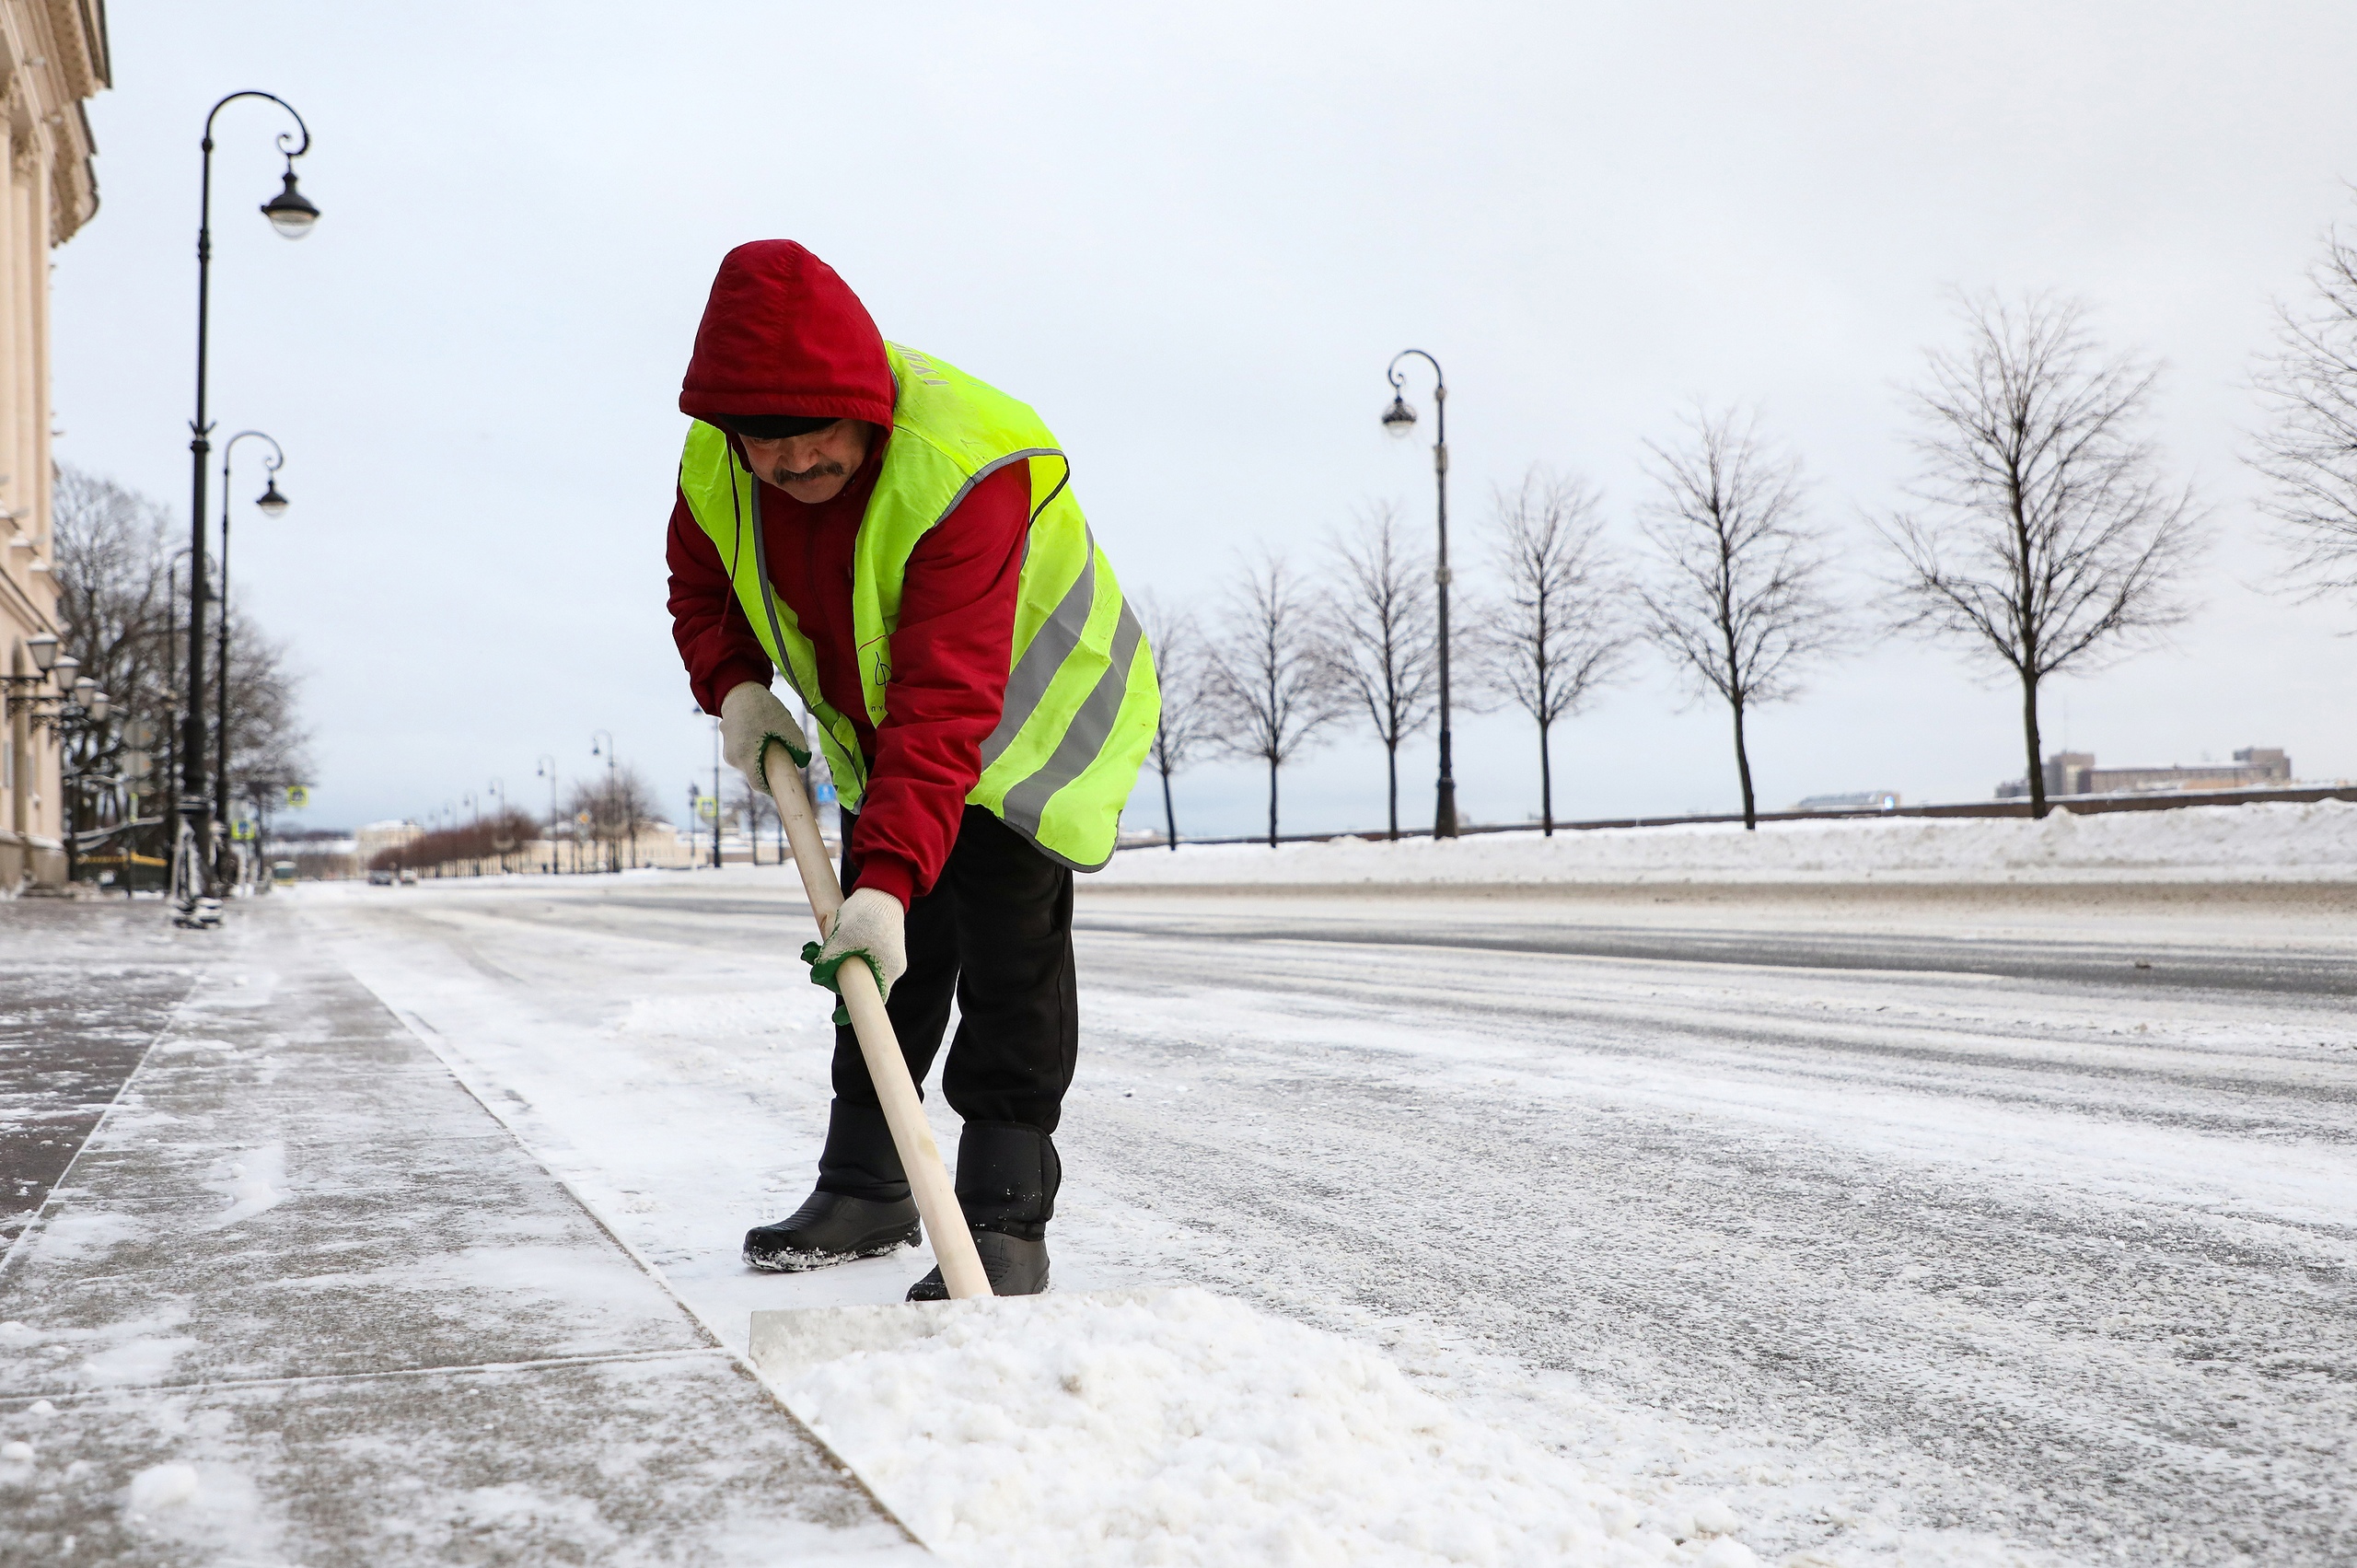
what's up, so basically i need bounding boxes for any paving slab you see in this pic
[0,903,195,1248]
[0,898,925,1564]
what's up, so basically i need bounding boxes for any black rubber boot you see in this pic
[905,1229,1050,1300]
[744,1191,920,1272]
[815,1099,910,1203]
[743,1101,919,1272]
[904,1121,1059,1300]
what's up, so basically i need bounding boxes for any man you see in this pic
[667,240,1157,1299]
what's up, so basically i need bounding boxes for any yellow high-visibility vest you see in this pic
[678,343,1158,870]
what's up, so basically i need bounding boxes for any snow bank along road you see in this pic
[283,862,2357,1567]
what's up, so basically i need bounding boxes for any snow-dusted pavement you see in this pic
[280,864,2355,1567]
[0,900,922,1565]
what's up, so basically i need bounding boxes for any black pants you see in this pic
[830,805,1077,1136]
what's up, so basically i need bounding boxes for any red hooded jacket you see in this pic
[668,241,1028,908]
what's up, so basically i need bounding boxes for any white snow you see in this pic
[75,1333,199,1388]
[128,1462,202,1511]
[301,869,2352,1566]
[203,1142,290,1229]
[1099,799,2357,885]
[777,1287,1745,1567]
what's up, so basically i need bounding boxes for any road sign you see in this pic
[284,784,309,808]
[697,796,718,822]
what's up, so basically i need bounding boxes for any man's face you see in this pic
[737,419,874,505]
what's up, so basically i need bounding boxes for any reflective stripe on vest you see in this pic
[678,342,1158,871]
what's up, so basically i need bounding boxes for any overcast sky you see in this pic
[53,1,2357,841]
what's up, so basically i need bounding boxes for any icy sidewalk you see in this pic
[0,900,923,1565]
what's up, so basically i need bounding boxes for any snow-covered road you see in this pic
[307,869,2357,1566]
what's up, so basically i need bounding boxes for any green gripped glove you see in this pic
[800,941,853,1028]
[801,888,908,1027]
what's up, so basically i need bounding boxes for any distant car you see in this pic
[399,869,418,885]
[367,869,396,887]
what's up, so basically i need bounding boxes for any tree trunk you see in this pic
[1267,754,1279,848]
[1385,741,1399,841]
[2022,669,2048,820]
[1538,717,1554,836]
[1731,698,1758,830]
[1161,765,1178,852]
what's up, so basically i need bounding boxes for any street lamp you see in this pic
[182,90,319,922]
[215,431,286,825]
[486,776,511,871]
[535,754,558,874]
[1382,348,1457,839]
[260,170,320,238]
[707,711,724,870]
[590,730,618,873]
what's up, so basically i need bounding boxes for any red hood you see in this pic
[679,241,897,427]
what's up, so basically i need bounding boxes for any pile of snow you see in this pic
[1101,799,2357,886]
[128,1463,203,1512]
[776,1289,1753,1567]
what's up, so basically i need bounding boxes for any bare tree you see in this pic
[2251,202,2357,609]
[727,774,781,865]
[219,604,313,817]
[613,763,660,868]
[1133,592,1215,850]
[52,467,174,727]
[1880,293,2204,818]
[1208,552,1348,846]
[1321,505,1436,840]
[567,761,660,871]
[1637,407,1840,830]
[1481,469,1628,834]
[372,810,541,877]
[51,465,315,865]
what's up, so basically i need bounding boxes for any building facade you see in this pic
[2000,747,2293,800]
[0,1,106,890]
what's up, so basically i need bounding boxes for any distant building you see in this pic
[1998,748,2292,799]
[265,828,360,880]
[1796,791,1900,812]
[0,6,110,889]
[355,819,424,866]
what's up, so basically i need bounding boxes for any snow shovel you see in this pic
[761,738,993,1301]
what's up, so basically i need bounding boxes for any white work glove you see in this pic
[807,887,908,1007]
[720,681,809,796]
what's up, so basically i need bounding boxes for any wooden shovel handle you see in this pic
[761,740,992,1300]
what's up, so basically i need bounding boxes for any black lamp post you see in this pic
[535,754,558,874]
[182,91,318,914]
[590,730,617,873]
[1382,348,1457,839]
[214,431,286,828]
[487,776,510,872]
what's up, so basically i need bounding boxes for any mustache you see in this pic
[768,459,850,485]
